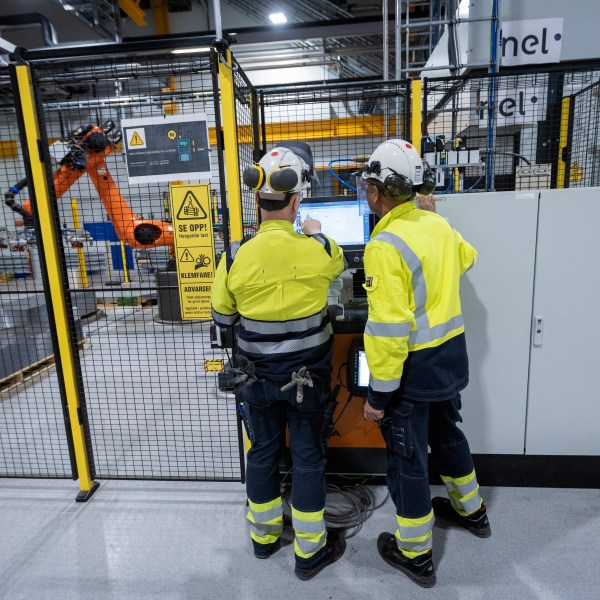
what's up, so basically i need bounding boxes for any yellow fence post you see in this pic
[557,96,571,189]
[218,48,244,243]
[411,78,423,155]
[70,198,89,288]
[12,62,98,501]
[120,241,131,284]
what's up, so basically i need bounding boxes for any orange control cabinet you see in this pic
[329,333,384,449]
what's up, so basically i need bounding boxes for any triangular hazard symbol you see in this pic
[180,249,195,262]
[176,191,208,220]
[130,131,144,146]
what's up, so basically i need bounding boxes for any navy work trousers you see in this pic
[241,376,333,513]
[379,394,475,518]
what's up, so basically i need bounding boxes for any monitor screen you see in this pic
[357,350,370,388]
[295,198,370,246]
[347,340,370,397]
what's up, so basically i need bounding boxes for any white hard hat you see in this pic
[243,142,313,198]
[362,138,435,199]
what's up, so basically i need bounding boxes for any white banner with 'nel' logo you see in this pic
[500,18,563,67]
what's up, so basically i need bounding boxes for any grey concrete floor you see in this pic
[1,479,599,600]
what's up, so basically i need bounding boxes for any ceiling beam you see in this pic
[229,16,397,45]
[118,0,148,27]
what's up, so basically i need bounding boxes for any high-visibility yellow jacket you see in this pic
[211,220,345,381]
[363,201,477,409]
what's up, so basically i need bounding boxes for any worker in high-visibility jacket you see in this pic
[360,139,491,588]
[211,142,346,580]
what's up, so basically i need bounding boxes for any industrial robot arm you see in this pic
[4,121,174,250]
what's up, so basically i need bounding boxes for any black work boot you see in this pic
[432,497,491,538]
[294,529,346,581]
[253,539,281,559]
[377,532,436,588]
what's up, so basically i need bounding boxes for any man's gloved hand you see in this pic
[226,355,257,393]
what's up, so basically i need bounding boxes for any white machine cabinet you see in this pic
[437,191,539,454]
[525,188,600,455]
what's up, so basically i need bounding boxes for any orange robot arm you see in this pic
[5,123,174,250]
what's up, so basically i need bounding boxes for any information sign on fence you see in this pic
[122,114,211,183]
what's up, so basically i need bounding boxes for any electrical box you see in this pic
[424,149,481,167]
[516,164,552,190]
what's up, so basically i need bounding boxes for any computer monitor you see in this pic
[294,196,370,248]
[347,339,370,397]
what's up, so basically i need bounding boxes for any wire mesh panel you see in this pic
[0,67,74,478]
[29,49,241,480]
[257,80,410,203]
[423,65,600,193]
[232,57,260,238]
[568,76,600,188]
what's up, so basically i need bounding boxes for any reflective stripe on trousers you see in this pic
[395,509,434,559]
[247,497,284,546]
[292,506,326,559]
[441,469,483,516]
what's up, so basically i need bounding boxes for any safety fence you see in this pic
[3,43,600,494]
[0,66,75,479]
[567,77,600,188]
[256,79,411,200]
[422,64,600,192]
[0,40,253,491]
[231,55,260,239]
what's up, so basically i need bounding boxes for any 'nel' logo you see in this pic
[499,18,563,67]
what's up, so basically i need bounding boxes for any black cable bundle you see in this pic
[281,480,390,539]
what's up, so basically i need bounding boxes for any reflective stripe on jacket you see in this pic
[363,201,477,408]
[211,220,345,381]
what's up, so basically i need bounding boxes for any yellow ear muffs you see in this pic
[242,164,265,190]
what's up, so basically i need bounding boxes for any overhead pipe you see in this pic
[383,0,390,136]
[395,0,401,80]
[395,16,493,29]
[486,0,499,190]
[383,0,389,81]
[448,0,460,76]
[211,0,223,42]
[405,0,410,77]
[0,13,58,46]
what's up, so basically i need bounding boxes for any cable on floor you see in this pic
[281,480,390,539]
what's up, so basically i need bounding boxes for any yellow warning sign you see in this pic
[176,191,208,220]
[130,131,145,146]
[170,184,215,320]
[204,359,225,372]
[167,129,177,140]
[570,161,584,183]
[179,249,195,262]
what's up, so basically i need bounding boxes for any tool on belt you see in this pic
[280,367,313,403]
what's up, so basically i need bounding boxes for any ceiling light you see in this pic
[269,12,287,25]
[172,46,211,54]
